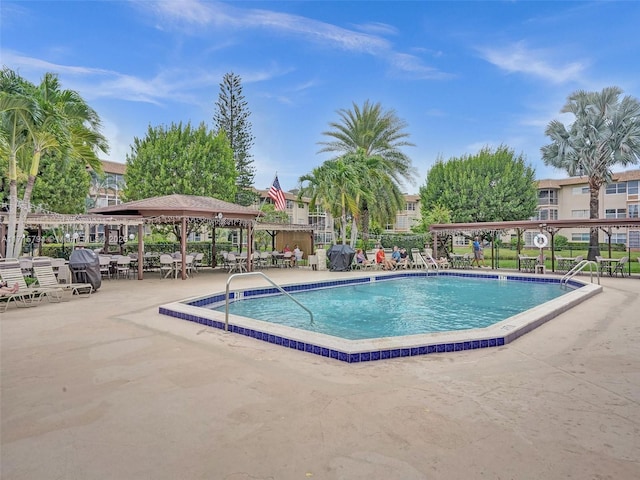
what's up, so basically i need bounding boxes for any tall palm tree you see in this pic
[1,68,107,257]
[318,100,415,244]
[342,149,405,246]
[541,87,640,260]
[299,158,362,245]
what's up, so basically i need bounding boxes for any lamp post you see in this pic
[63,233,70,258]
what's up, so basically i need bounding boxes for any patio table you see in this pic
[556,256,576,272]
[519,256,538,273]
[597,258,619,276]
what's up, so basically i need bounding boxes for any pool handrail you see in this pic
[560,259,599,287]
[225,271,314,331]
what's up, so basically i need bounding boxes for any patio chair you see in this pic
[612,256,628,277]
[226,252,245,273]
[0,282,39,312]
[193,253,204,273]
[251,252,261,269]
[159,254,174,279]
[183,254,194,277]
[115,256,133,279]
[0,258,61,306]
[99,255,111,279]
[51,257,67,278]
[259,251,271,269]
[32,257,93,299]
[221,252,231,271]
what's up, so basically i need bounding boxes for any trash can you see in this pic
[69,248,102,291]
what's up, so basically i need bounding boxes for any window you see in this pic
[571,233,590,242]
[629,204,639,219]
[314,232,333,245]
[605,208,626,219]
[571,209,589,218]
[535,209,558,220]
[285,199,294,210]
[453,235,469,246]
[406,202,416,211]
[628,180,639,196]
[538,189,558,205]
[605,182,626,194]
[610,233,626,244]
[572,186,589,195]
[395,215,409,230]
[629,231,640,248]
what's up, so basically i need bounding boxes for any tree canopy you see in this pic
[313,100,414,245]
[123,121,237,202]
[1,67,107,257]
[541,86,640,259]
[420,146,537,224]
[32,156,91,214]
[213,72,256,206]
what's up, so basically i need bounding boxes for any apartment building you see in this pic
[254,189,335,246]
[535,170,640,248]
[91,160,639,248]
[385,194,421,233]
[88,160,126,208]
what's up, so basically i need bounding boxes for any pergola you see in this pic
[0,212,144,258]
[429,218,640,272]
[253,221,316,253]
[90,194,261,279]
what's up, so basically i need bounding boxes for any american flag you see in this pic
[268,175,286,211]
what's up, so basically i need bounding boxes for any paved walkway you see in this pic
[1,269,639,479]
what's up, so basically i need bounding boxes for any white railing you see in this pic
[561,260,599,287]
[224,271,314,331]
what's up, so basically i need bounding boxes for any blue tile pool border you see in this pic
[158,271,598,363]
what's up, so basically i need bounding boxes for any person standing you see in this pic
[472,236,486,268]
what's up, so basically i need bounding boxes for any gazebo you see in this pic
[90,194,261,279]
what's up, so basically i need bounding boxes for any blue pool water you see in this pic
[213,276,567,340]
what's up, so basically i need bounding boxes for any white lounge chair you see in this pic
[32,257,93,299]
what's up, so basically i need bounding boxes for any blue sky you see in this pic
[2,1,639,194]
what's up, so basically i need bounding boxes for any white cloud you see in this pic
[140,0,448,79]
[478,41,587,84]
[351,21,399,37]
[1,49,291,106]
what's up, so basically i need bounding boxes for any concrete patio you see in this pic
[1,268,639,479]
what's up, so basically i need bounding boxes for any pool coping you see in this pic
[158,271,602,363]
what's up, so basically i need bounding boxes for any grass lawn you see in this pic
[451,247,640,274]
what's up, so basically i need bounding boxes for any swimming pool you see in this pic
[212,276,567,340]
[159,271,601,363]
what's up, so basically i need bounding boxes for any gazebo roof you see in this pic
[89,194,261,226]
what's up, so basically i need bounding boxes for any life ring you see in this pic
[533,234,548,249]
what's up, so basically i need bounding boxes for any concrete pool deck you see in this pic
[1,268,639,479]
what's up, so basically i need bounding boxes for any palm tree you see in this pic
[1,69,107,257]
[541,87,640,260]
[318,100,415,244]
[299,158,361,245]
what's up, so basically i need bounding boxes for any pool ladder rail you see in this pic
[560,259,599,287]
[224,271,314,332]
